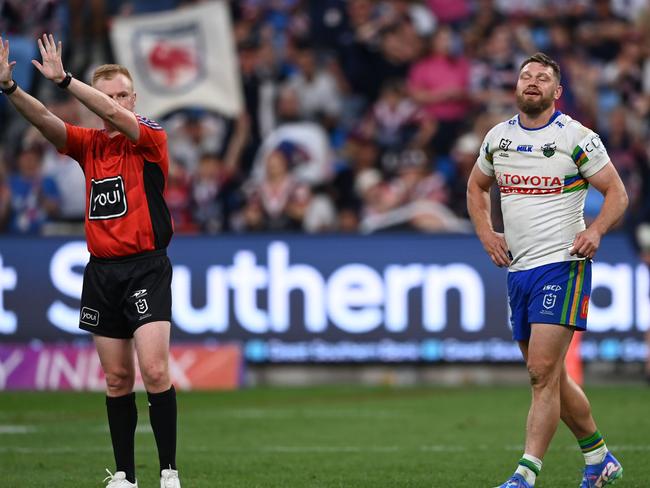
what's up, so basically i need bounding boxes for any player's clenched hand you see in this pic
[0,37,16,85]
[31,34,66,83]
[570,228,601,260]
[479,230,511,268]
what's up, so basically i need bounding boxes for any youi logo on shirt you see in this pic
[89,175,128,219]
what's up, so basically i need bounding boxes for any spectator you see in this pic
[408,25,472,157]
[236,149,308,231]
[164,158,194,234]
[371,22,420,101]
[166,110,226,174]
[426,0,471,27]
[252,85,333,185]
[23,97,86,225]
[448,131,481,218]
[471,24,522,115]
[332,0,383,107]
[359,149,468,233]
[355,167,392,222]
[0,156,10,230]
[360,79,435,155]
[302,184,338,233]
[191,153,241,234]
[286,41,342,124]
[66,0,110,72]
[238,38,271,174]
[7,144,60,234]
[332,131,380,210]
[576,0,628,63]
[602,38,644,109]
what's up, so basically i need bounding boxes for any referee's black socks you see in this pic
[106,392,137,484]
[147,385,177,472]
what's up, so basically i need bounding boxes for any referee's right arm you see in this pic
[0,37,67,150]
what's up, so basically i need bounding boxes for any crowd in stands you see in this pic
[1,0,650,244]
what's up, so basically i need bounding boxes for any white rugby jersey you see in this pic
[476,111,610,271]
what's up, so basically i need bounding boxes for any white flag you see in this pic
[110,1,242,118]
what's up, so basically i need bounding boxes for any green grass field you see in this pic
[1,385,649,487]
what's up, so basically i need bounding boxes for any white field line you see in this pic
[0,424,153,434]
[1,444,650,454]
[0,425,36,434]
[199,409,400,419]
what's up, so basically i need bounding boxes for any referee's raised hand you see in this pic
[32,33,66,84]
[0,37,16,87]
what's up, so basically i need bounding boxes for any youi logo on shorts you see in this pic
[89,176,127,220]
[80,307,100,326]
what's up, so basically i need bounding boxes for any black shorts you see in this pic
[79,249,172,339]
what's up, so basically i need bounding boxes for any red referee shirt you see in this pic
[60,115,173,258]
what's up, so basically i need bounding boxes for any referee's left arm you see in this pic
[61,76,139,141]
[32,33,140,141]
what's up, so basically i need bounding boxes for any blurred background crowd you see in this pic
[1,0,650,251]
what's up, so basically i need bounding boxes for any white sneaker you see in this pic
[103,469,138,488]
[160,468,181,488]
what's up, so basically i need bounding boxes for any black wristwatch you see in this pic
[57,71,73,89]
[0,80,18,95]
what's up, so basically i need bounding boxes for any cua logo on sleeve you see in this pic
[89,176,127,220]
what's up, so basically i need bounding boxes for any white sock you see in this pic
[515,453,543,486]
[584,444,608,465]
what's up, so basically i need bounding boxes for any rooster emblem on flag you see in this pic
[133,24,205,93]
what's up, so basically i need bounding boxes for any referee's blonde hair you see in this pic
[91,64,134,87]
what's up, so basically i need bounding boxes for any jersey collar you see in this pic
[517,110,562,131]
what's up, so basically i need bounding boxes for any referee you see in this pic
[0,34,181,488]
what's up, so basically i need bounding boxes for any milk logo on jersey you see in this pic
[542,142,556,158]
[499,138,512,151]
[516,145,533,153]
[135,298,149,314]
[89,176,127,220]
[80,307,99,326]
[542,293,557,310]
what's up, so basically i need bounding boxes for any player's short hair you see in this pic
[91,64,134,88]
[519,52,561,83]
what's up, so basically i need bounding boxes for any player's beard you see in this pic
[516,91,554,117]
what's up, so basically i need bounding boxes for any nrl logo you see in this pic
[543,293,557,309]
[542,142,556,158]
[135,298,149,315]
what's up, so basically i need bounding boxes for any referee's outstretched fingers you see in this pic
[0,37,17,83]
[32,33,66,83]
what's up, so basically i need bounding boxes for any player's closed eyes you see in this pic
[520,73,551,82]
[109,93,132,100]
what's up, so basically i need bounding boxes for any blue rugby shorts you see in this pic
[507,260,591,341]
